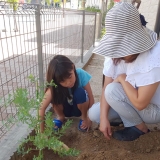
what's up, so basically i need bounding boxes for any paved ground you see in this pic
[85,53,104,103]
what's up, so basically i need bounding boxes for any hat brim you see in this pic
[93,27,157,58]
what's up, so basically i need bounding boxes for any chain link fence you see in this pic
[0,1,96,139]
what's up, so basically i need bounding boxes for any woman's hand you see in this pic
[113,74,126,83]
[99,118,112,140]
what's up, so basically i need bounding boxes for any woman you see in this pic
[93,2,159,141]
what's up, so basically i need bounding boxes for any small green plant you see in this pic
[100,27,106,39]
[85,6,101,12]
[2,75,79,159]
[102,0,114,26]
[7,0,19,11]
[107,0,114,12]
[100,0,114,38]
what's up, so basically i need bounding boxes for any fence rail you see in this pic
[0,1,96,139]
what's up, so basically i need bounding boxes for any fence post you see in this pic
[35,4,44,87]
[93,12,97,47]
[81,10,85,63]
[54,5,55,21]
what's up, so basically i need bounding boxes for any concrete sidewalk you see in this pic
[84,53,104,103]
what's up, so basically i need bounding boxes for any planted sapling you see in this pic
[2,75,79,159]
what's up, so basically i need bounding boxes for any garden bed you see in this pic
[9,54,160,160]
[10,118,160,160]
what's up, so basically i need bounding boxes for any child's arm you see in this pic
[39,88,52,132]
[84,82,94,108]
[79,82,94,131]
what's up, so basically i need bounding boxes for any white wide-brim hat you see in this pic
[93,2,157,58]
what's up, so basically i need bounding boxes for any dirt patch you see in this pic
[19,119,160,160]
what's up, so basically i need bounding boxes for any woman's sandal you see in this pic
[110,121,123,126]
[113,126,150,141]
[78,119,87,132]
[53,119,63,131]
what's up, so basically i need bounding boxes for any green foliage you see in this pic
[102,0,114,27]
[100,27,106,39]
[2,75,80,159]
[44,0,60,6]
[45,0,51,6]
[102,10,107,27]
[53,0,60,3]
[85,6,101,12]
[7,0,19,11]
[107,0,114,11]
[100,0,114,39]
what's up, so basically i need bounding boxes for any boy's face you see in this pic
[60,69,76,88]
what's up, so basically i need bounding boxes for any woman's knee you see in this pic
[88,102,100,123]
[105,83,126,103]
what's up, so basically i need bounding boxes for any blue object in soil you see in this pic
[53,119,63,131]
[78,119,87,132]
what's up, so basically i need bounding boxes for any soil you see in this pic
[20,120,160,160]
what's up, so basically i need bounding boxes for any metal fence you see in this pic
[0,2,96,139]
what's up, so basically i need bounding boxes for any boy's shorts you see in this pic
[63,87,88,117]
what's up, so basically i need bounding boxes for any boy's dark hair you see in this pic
[46,55,79,105]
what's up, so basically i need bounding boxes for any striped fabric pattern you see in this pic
[93,2,157,58]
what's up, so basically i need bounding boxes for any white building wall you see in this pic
[86,0,102,9]
[139,0,160,31]
[71,0,79,9]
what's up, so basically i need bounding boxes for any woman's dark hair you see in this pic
[112,53,140,64]
[112,58,121,65]
[46,55,79,105]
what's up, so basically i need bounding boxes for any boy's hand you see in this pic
[81,117,92,131]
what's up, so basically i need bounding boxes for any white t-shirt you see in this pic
[103,57,127,79]
[126,41,160,107]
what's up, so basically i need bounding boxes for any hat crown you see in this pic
[93,2,157,58]
[106,2,142,34]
